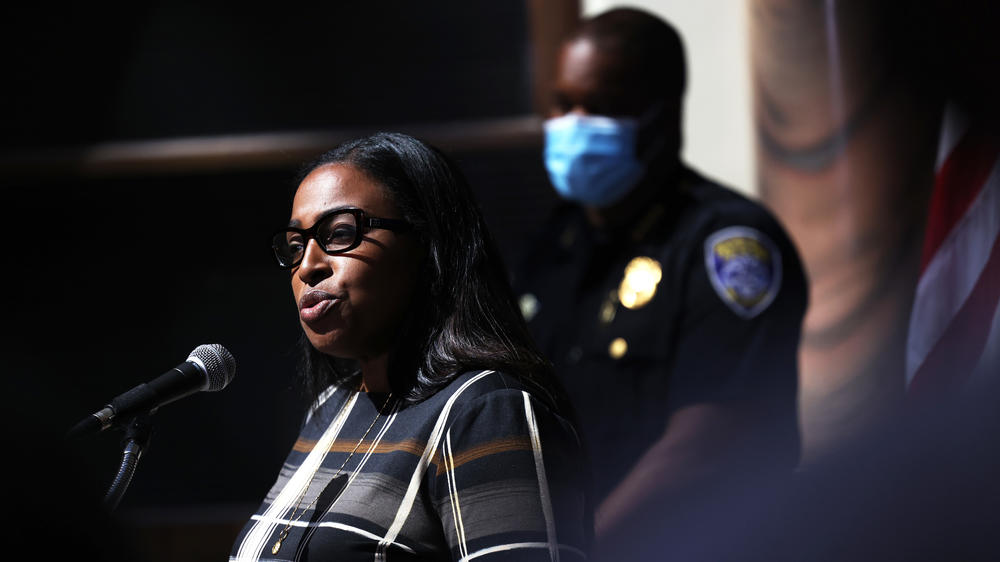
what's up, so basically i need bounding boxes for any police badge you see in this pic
[618,256,663,310]
[704,226,782,318]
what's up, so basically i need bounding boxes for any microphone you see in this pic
[67,344,236,439]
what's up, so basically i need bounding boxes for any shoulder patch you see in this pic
[704,226,782,318]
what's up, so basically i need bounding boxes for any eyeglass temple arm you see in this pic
[367,217,411,231]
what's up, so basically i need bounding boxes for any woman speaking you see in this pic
[231,133,592,561]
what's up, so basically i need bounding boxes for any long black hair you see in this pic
[292,132,562,410]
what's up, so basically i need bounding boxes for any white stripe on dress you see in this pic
[233,386,358,561]
[522,391,560,562]
[459,542,587,562]
[245,514,418,554]
[295,399,401,560]
[305,382,342,424]
[445,430,469,558]
[376,370,496,561]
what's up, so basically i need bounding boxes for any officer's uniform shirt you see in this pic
[514,167,808,503]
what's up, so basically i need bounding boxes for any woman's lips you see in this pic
[298,290,340,323]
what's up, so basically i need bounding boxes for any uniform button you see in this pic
[608,337,628,359]
[599,290,618,324]
[518,293,539,322]
[566,346,583,364]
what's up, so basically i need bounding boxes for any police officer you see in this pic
[513,7,808,541]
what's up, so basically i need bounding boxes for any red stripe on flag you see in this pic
[920,130,1000,274]
[909,233,1000,398]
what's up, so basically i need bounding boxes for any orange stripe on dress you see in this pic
[292,438,428,456]
[290,436,534,476]
[433,436,533,476]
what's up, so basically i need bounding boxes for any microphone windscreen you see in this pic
[188,344,236,391]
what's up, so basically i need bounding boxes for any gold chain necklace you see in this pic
[272,389,394,555]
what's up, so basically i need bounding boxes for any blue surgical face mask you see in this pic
[543,113,645,206]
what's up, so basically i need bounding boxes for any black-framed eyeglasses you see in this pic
[270,208,412,269]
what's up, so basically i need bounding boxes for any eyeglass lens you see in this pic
[273,211,360,266]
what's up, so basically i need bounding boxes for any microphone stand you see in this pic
[103,413,154,513]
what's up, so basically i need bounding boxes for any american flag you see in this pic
[906,104,1000,399]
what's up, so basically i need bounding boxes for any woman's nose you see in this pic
[296,239,332,285]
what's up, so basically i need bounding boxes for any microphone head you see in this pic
[187,344,236,391]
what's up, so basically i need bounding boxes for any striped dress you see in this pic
[230,370,592,561]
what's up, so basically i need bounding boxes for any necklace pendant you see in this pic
[272,529,289,555]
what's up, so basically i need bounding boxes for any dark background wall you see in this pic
[4,1,535,145]
[1,2,565,560]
